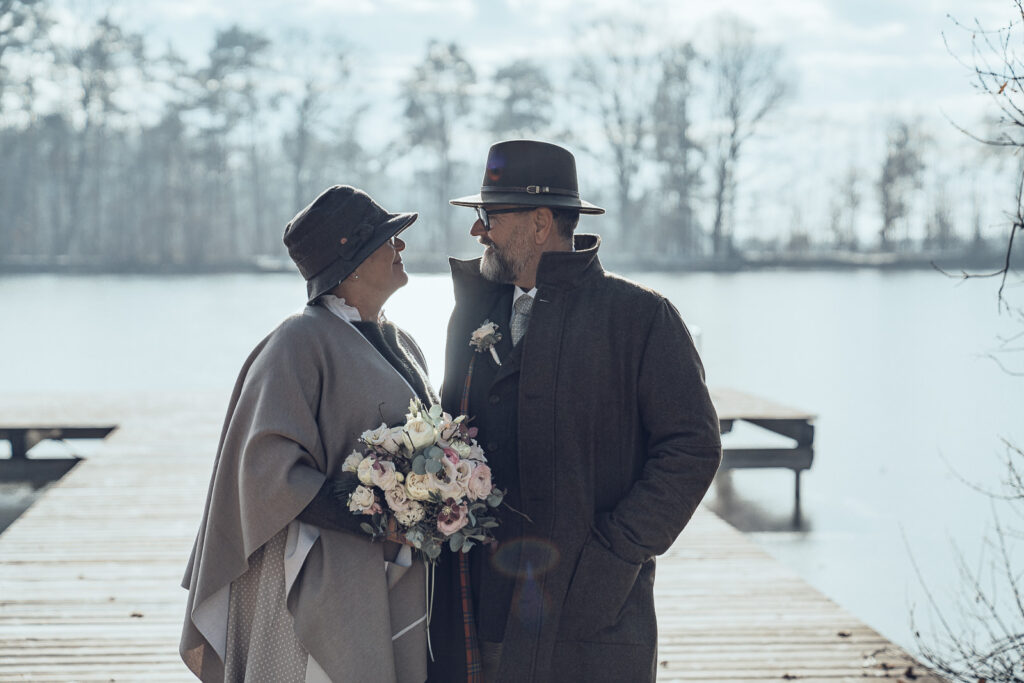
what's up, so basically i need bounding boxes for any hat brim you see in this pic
[305,212,417,303]
[449,192,604,215]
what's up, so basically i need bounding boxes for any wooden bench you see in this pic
[710,388,816,511]
[0,425,117,484]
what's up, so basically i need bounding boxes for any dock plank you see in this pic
[0,394,939,681]
[711,387,815,422]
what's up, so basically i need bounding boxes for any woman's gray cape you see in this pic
[180,306,427,682]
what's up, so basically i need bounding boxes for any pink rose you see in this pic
[436,498,469,535]
[443,447,460,464]
[467,463,493,501]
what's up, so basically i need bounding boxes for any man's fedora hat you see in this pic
[450,140,605,214]
[284,185,417,304]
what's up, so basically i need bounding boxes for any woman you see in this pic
[181,186,437,682]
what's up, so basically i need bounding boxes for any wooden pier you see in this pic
[0,392,940,681]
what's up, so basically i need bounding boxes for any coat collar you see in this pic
[449,233,603,298]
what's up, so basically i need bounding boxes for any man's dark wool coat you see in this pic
[431,234,722,683]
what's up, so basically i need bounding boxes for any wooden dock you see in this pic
[0,392,940,681]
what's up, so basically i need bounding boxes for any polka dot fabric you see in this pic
[225,529,309,682]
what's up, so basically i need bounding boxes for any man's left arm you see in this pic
[594,298,722,564]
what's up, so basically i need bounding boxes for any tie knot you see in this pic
[514,294,534,316]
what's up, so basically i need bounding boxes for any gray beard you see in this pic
[479,245,519,283]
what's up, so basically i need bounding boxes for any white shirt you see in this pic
[319,294,361,322]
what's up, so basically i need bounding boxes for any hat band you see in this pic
[481,185,580,198]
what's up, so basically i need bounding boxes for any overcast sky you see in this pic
[119,0,1006,115]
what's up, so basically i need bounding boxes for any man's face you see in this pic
[471,206,536,284]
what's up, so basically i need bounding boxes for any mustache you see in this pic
[479,235,495,247]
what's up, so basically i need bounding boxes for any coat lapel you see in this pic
[491,330,524,386]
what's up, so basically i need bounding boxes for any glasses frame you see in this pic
[475,206,536,231]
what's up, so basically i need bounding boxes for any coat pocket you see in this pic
[558,532,641,640]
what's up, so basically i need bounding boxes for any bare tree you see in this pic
[401,40,475,254]
[652,40,703,257]
[705,13,790,260]
[57,14,145,261]
[924,178,957,251]
[571,20,655,244]
[910,6,1024,681]
[0,0,49,114]
[278,33,366,215]
[189,25,273,262]
[877,120,925,251]
[828,165,862,250]
[938,3,1024,303]
[489,59,552,139]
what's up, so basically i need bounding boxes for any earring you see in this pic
[352,273,360,280]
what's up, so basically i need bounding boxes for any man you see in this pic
[430,140,722,682]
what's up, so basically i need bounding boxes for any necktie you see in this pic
[510,294,534,345]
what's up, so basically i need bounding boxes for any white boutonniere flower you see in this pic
[469,320,502,366]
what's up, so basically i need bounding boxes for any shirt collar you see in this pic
[514,286,537,301]
[318,294,362,322]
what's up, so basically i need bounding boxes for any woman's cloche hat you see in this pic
[450,139,604,214]
[284,185,417,303]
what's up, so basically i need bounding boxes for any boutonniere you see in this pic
[469,320,502,366]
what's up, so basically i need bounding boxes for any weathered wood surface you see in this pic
[0,393,939,681]
[711,387,816,423]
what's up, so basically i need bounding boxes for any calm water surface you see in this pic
[1,269,1021,656]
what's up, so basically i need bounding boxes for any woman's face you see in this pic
[355,235,408,300]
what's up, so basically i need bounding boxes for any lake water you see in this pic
[1,269,1021,659]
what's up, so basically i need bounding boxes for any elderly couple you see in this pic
[179,140,722,683]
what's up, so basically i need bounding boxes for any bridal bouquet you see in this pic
[342,398,504,561]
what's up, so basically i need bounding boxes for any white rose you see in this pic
[381,427,406,455]
[453,459,473,490]
[361,423,390,447]
[348,485,375,513]
[342,450,364,473]
[405,473,434,501]
[467,443,486,462]
[449,440,471,459]
[357,457,376,486]
[470,322,500,346]
[370,460,399,491]
[402,417,437,452]
[395,501,425,526]
[431,464,465,501]
[384,485,410,512]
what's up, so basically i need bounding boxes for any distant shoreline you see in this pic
[1,246,1018,276]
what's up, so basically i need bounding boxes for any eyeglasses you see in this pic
[475,206,536,231]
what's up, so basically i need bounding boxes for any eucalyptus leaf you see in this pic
[412,455,427,475]
[425,458,443,474]
[428,403,443,420]
[467,510,477,526]
[482,520,499,528]
[462,540,475,552]
[425,543,441,561]
[486,492,503,507]
[426,445,443,460]
[448,533,464,552]
[359,522,374,535]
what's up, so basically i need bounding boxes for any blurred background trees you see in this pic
[0,2,1015,271]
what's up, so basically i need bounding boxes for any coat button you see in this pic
[487,441,498,452]
[488,394,500,405]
